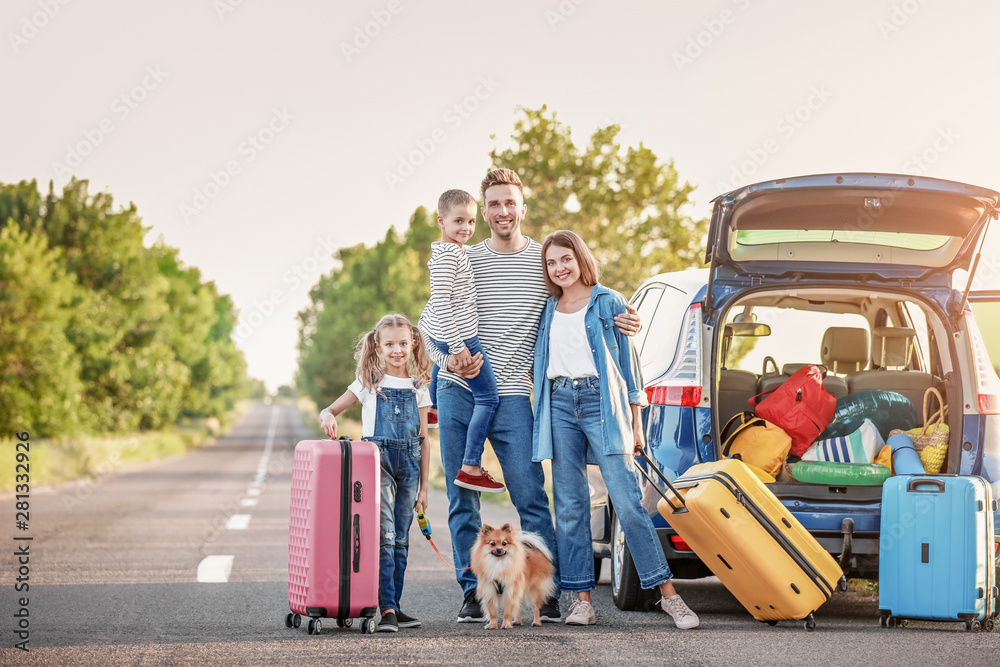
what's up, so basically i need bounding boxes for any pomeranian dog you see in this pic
[469,523,556,629]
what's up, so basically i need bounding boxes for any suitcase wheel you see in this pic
[764,620,778,627]
[336,618,353,629]
[984,618,995,633]
[884,616,908,629]
[307,618,322,635]
[803,613,816,632]
[361,617,377,634]
[965,619,982,633]
[284,612,301,629]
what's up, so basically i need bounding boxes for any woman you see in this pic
[531,230,699,629]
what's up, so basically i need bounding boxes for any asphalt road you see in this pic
[2,403,997,666]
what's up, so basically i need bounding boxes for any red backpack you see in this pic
[749,365,836,457]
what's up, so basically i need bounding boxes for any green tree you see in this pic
[0,178,248,434]
[489,105,708,294]
[0,226,89,436]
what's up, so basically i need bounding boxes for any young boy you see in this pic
[420,189,504,493]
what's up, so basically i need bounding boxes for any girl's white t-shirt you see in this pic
[546,306,600,380]
[347,375,432,437]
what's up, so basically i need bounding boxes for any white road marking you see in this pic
[197,405,282,583]
[197,555,234,583]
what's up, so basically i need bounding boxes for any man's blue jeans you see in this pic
[549,376,672,592]
[436,379,558,595]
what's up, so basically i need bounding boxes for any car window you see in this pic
[899,301,930,371]
[727,307,871,375]
[635,283,695,380]
[631,285,664,356]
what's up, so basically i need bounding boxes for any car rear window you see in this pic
[727,308,872,374]
[632,282,695,381]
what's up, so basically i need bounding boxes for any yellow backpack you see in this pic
[720,412,792,479]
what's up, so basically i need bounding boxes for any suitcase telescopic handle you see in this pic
[635,449,687,513]
[907,478,946,493]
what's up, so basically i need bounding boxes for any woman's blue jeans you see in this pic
[549,376,672,592]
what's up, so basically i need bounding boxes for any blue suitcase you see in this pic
[878,474,998,631]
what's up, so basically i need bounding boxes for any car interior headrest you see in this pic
[871,327,917,369]
[821,327,870,374]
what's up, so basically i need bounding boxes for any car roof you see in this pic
[635,267,710,296]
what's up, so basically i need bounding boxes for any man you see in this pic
[420,168,639,622]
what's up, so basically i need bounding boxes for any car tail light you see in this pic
[965,310,1000,415]
[670,535,693,551]
[645,304,704,408]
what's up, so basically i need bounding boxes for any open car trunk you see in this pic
[710,282,962,574]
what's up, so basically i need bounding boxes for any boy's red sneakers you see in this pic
[454,469,506,493]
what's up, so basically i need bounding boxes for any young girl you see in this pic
[319,314,431,633]
[530,230,700,629]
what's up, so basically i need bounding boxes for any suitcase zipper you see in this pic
[338,440,353,620]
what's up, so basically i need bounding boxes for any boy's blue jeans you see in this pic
[436,381,558,596]
[428,336,499,467]
[549,376,672,592]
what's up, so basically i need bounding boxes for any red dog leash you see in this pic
[417,511,471,571]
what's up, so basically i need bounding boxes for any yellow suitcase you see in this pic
[646,456,846,630]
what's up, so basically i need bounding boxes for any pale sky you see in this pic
[3,0,999,392]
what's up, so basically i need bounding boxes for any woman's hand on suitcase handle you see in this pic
[632,421,646,454]
[631,403,646,454]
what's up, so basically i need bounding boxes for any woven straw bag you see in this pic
[890,387,949,473]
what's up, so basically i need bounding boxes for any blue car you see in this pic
[594,173,1000,610]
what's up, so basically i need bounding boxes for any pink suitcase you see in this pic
[285,437,381,635]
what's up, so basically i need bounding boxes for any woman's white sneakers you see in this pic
[564,599,597,625]
[661,595,700,629]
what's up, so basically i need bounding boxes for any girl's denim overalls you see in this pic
[366,386,422,612]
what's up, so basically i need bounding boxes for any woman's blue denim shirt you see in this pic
[531,283,647,463]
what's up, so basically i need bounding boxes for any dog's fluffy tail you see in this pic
[520,531,553,562]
